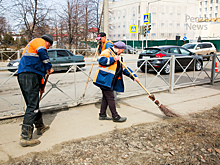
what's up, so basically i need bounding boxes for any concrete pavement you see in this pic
[1,82,220,163]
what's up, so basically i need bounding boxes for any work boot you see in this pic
[99,113,112,120]
[113,115,127,122]
[20,124,40,147]
[34,117,50,135]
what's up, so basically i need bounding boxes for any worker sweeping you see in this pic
[93,41,139,122]
[17,34,54,147]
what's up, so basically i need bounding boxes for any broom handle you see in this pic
[83,45,100,94]
[39,74,49,103]
[108,48,151,96]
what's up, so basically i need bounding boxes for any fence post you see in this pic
[17,50,20,59]
[211,53,217,85]
[169,55,175,93]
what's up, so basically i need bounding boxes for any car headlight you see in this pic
[12,62,19,67]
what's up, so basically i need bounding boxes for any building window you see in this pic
[177,23,180,27]
[118,17,120,19]
[200,2,202,6]
[118,26,120,29]
[205,1,207,5]
[217,0,219,3]
[152,23,156,28]
[152,33,156,39]
[123,25,125,29]
[138,5,140,14]
[210,14,212,18]
[161,23,165,27]
[205,8,207,12]
[118,34,120,38]
[169,23,172,27]
[161,33,164,37]
[211,0,213,4]
[204,14,207,18]
[133,14,135,17]
[169,33,172,38]
[210,7,212,11]
[216,6,218,11]
[114,26,115,29]
[200,8,202,12]
[123,16,125,19]
[215,13,218,17]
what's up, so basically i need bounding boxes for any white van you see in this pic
[182,42,216,60]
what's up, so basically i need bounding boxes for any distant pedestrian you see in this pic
[96,32,113,53]
[17,34,54,147]
[93,41,139,122]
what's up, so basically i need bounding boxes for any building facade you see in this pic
[105,0,198,41]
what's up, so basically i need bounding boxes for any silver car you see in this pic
[182,42,216,60]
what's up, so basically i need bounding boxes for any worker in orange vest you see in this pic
[17,34,54,147]
[96,32,113,53]
[93,41,139,122]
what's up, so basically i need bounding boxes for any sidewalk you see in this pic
[1,82,220,162]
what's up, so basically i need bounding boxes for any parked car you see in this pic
[182,42,216,60]
[137,46,203,74]
[123,45,138,54]
[7,49,85,72]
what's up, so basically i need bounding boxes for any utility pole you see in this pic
[103,0,109,38]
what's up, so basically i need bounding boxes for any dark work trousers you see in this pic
[17,72,42,127]
[100,89,118,118]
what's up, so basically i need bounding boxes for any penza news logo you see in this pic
[185,15,208,30]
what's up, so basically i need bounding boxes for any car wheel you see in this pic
[195,60,202,71]
[209,52,214,61]
[141,66,148,73]
[162,63,170,74]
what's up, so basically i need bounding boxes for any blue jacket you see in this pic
[18,38,52,77]
[93,48,137,92]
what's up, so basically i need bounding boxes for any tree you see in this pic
[12,0,52,41]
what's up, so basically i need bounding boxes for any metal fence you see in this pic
[0,52,220,119]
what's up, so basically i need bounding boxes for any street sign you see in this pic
[183,37,187,41]
[130,25,137,33]
[143,13,151,24]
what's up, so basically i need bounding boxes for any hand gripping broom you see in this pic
[108,48,179,117]
[39,74,49,103]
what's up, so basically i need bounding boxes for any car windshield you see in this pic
[142,48,160,54]
[127,45,132,48]
[182,44,196,49]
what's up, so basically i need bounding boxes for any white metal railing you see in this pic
[0,54,219,119]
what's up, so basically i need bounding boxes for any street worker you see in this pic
[17,34,54,147]
[93,41,139,122]
[96,32,113,54]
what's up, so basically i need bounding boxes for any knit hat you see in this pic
[113,41,126,49]
[96,32,106,40]
[41,34,53,45]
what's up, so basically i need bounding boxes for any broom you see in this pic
[81,44,100,99]
[108,48,179,117]
[39,74,49,103]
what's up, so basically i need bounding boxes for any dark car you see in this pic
[7,49,85,72]
[137,46,203,74]
[123,45,138,54]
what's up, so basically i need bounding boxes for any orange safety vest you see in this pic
[101,40,114,53]
[22,38,47,57]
